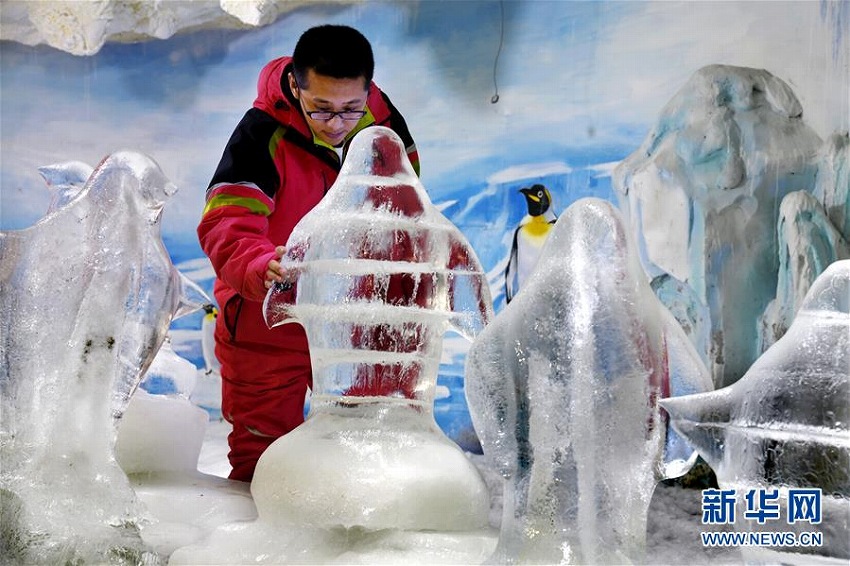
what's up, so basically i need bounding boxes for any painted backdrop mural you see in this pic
[1,0,847,436]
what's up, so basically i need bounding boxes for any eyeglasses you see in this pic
[304,110,367,121]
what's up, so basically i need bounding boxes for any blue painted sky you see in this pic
[2,0,846,253]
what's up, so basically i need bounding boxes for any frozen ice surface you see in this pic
[115,389,256,558]
[131,470,256,559]
[662,259,850,560]
[262,123,493,410]
[614,64,823,388]
[0,151,206,563]
[170,518,495,565]
[37,159,94,213]
[465,197,713,564]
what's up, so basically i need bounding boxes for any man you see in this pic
[197,24,419,482]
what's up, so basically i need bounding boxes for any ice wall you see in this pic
[0,151,206,563]
[814,132,850,239]
[465,197,713,564]
[0,0,356,56]
[760,132,850,351]
[614,64,823,388]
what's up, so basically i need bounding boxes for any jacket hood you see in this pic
[253,56,311,137]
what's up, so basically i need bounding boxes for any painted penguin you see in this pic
[505,184,557,303]
[201,303,220,375]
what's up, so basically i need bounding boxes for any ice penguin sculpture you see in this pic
[465,198,713,564]
[662,259,850,561]
[257,126,494,534]
[0,151,207,564]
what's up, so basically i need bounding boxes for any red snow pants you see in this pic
[215,292,312,482]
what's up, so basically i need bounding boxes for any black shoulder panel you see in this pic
[208,108,282,199]
[378,91,416,151]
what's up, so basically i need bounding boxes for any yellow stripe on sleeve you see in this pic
[203,194,271,216]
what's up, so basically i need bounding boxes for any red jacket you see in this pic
[198,57,419,352]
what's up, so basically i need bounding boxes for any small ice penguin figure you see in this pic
[255,126,494,533]
[505,184,557,303]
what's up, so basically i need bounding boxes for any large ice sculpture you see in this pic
[465,197,713,564]
[760,132,850,351]
[662,259,849,560]
[0,151,207,563]
[614,64,823,388]
[256,126,493,532]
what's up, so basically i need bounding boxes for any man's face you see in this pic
[290,69,369,147]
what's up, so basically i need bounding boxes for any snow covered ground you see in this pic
[183,416,744,564]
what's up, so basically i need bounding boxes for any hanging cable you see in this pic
[491,0,505,103]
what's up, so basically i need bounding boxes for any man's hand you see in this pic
[264,245,288,290]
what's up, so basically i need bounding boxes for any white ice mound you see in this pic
[0,150,207,563]
[465,197,713,564]
[116,388,208,475]
[662,259,850,560]
[255,126,493,532]
[614,64,823,388]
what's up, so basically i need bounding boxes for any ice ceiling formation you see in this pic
[0,0,358,56]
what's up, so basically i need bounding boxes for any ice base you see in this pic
[155,404,498,565]
[252,398,491,531]
[169,520,497,565]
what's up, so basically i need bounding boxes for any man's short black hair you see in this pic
[292,25,374,90]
